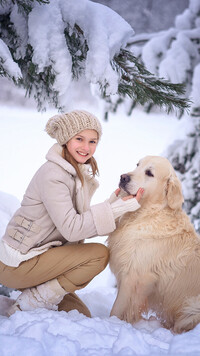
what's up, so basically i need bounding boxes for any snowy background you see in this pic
[0,0,200,354]
[0,105,198,355]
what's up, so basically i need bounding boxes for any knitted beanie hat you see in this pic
[45,110,102,145]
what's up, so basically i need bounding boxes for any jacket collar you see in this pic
[46,143,77,176]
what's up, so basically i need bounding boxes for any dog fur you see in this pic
[107,156,200,333]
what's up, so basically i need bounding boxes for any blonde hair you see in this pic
[62,145,99,185]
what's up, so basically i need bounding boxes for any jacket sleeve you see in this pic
[40,171,116,242]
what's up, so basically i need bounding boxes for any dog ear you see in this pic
[166,174,184,210]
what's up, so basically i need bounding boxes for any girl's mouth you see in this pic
[77,151,88,156]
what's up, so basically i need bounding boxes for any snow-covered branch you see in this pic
[0,0,190,113]
[0,39,21,79]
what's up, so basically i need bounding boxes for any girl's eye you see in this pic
[145,169,154,177]
[90,140,97,144]
[76,137,82,141]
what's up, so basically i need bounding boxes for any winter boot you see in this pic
[8,278,67,315]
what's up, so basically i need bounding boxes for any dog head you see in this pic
[119,156,184,210]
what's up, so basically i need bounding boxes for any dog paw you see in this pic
[122,309,139,324]
[173,320,195,334]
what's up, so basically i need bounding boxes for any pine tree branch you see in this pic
[62,24,190,115]
[0,0,49,14]
[64,23,88,79]
[0,8,192,114]
[17,45,62,112]
[110,48,191,114]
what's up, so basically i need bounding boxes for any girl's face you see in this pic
[67,129,98,164]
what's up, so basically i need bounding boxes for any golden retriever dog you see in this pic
[107,156,200,333]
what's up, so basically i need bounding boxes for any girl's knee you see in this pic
[92,243,109,269]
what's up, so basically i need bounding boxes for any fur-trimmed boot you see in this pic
[8,278,67,315]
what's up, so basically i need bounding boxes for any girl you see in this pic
[0,110,142,317]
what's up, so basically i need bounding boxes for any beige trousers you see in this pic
[0,243,109,316]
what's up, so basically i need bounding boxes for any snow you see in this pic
[10,4,28,60]
[5,0,134,102]
[0,0,199,350]
[190,0,200,14]
[0,104,198,355]
[0,39,22,80]
[141,29,177,74]
[175,8,193,30]
[159,32,194,83]
[136,0,200,233]
[0,305,177,355]
[0,105,188,202]
[191,202,200,216]
[190,63,200,107]
[92,0,189,35]
[28,2,72,95]
[0,191,20,238]
[140,0,200,95]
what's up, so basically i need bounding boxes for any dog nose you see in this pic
[120,174,130,184]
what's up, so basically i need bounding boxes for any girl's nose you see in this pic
[82,142,89,151]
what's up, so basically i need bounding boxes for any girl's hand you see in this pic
[115,187,144,202]
[122,187,144,202]
[114,188,133,201]
[114,188,121,197]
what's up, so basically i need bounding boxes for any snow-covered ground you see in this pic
[1,104,199,355]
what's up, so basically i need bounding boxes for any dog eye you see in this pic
[136,163,139,167]
[145,169,154,177]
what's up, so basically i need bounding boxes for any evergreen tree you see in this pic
[166,116,200,233]
[0,0,189,113]
[128,0,200,232]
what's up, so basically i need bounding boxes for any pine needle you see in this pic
[109,48,191,114]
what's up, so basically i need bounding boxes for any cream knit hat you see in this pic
[45,110,102,145]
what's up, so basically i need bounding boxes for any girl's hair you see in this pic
[62,145,99,185]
